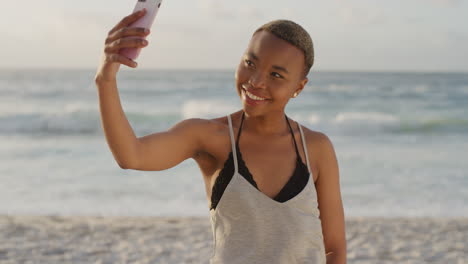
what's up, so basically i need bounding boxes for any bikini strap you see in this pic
[285,115,301,158]
[227,114,238,173]
[298,123,312,174]
[237,112,301,159]
[236,111,245,144]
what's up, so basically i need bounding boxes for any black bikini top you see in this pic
[210,111,310,210]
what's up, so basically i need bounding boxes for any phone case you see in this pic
[119,0,163,61]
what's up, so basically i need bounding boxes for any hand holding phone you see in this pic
[119,0,164,61]
[96,9,151,80]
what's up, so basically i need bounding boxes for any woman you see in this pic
[95,9,346,264]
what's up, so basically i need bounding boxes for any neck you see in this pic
[240,110,289,137]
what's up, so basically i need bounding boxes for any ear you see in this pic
[294,77,308,96]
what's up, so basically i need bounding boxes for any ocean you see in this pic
[1,69,466,218]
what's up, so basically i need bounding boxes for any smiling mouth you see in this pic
[241,85,270,101]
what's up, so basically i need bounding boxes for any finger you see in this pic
[110,8,146,34]
[106,27,150,44]
[108,8,147,35]
[105,37,148,53]
[106,53,139,68]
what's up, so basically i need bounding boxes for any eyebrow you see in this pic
[247,51,289,74]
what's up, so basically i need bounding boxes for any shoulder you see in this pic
[205,110,244,133]
[172,110,241,137]
[173,113,236,146]
[171,115,227,133]
[297,124,337,174]
[297,124,334,151]
[303,127,338,186]
[184,113,243,160]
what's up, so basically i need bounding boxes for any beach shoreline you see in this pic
[0,215,466,263]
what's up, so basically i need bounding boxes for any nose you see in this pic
[249,71,267,89]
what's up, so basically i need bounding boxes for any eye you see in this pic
[271,72,283,78]
[245,59,254,67]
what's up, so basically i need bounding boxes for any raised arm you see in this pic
[96,79,206,170]
[129,118,208,171]
[94,9,206,171]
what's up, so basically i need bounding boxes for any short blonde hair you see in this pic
[254,20,314,78]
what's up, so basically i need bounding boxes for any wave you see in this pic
[0,99,240,136]
[302,112,468,135]
[0,110,181,136]
[2,107,467,136]
[333,112,399,124]
[393,118,468,134]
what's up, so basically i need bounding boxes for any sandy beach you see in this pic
[0,215,466,264]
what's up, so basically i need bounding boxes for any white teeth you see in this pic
[244,89,266,101]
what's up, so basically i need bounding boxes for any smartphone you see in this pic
[119,0,163,61]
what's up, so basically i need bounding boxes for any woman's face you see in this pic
[235,30,308,116]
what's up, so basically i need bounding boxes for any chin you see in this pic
[240,105,266,118]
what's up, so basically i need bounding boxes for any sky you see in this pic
[1,0,467,72]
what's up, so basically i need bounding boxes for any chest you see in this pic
[237,140,301,197]
[195,130,318,202]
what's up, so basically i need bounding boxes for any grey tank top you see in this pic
[209,114,326,263]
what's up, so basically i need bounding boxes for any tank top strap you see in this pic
[298,123,312,174]
[227,114,238,173]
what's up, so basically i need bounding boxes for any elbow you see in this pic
[118,162,130,170]
[117,160,135,170]
[116,147,140,170]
